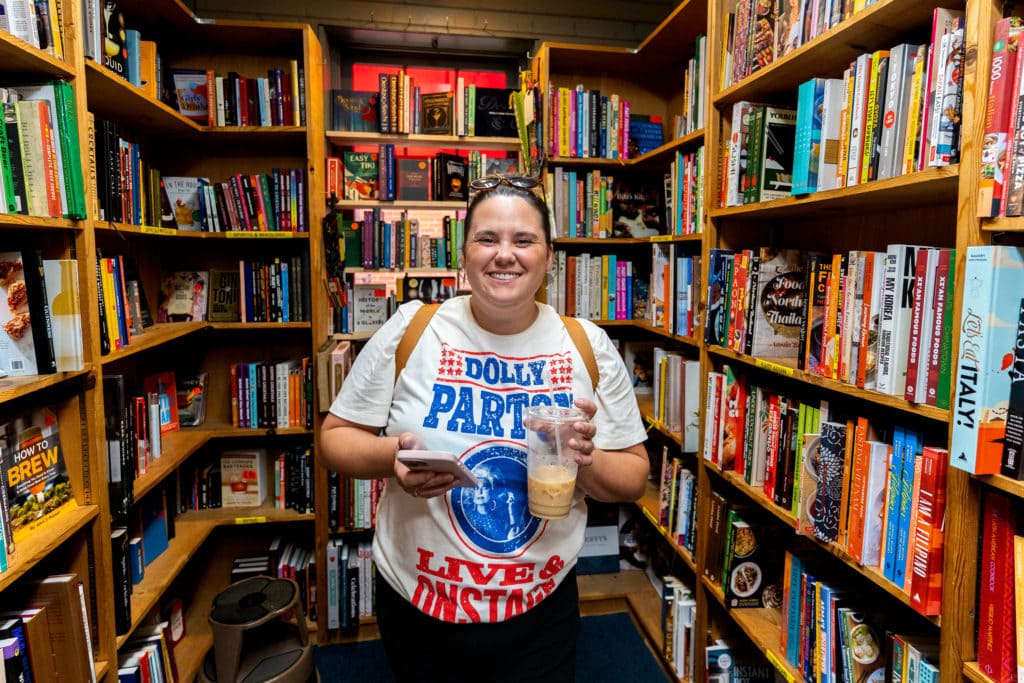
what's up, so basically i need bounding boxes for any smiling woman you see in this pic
[319,179,649,682]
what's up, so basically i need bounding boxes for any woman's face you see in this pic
[463,194,552,312]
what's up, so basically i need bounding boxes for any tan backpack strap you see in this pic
[561,315,599,392]
[395,303,440,382]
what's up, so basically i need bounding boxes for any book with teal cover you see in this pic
[950,245,1024,474]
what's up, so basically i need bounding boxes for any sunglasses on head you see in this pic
[468,175,541,192]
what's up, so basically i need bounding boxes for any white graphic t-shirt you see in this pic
[329,297,647,624]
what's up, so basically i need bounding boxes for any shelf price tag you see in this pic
[765,650,795,683]
[140,226,178,236]
[226,231,296,239]
[753,358,795,377]
[234,516,267,524]
[650,235,675,242]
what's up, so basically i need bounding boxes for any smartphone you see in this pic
[396,449,480,488]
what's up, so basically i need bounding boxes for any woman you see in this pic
[320,177,649,682]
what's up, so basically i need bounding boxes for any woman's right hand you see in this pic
[393,432,457,499]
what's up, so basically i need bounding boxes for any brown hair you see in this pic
[463,184,552,248]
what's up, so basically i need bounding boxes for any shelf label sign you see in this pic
[226,231,295,239]
[765,650,795,683]
[753,358,795,377]
[140,226,179,235]
[234,516,267,524]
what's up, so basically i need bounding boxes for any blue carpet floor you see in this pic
[314,611,671,682]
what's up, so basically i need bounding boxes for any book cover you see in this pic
[156,270,209,323]
[175,372,208,427]
[220,448,268,507]
[750,247,805,359]
[351,283,388,333]
[0,251,56,376]
[41,259,84,372]
[329,89,379,132]
[343,151,378,200]
[207,267,240,322]
[421,91,453,135]
[951,246,1024,474]
[397,276,456,305]
[142,371,180,434]
[474,87,516,137]
[611,172,666,237]
[812,420,847,543]
[0,407,76,544]
[436,152,467,201]
[102,1,127,80]
[170,68,208,124]
[757,106,797,200]
[161,176,207,231]
[1004,297,1024,479]
[396,157,430,201]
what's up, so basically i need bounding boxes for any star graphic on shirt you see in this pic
[549,356,574,386]
[438,344,464,377]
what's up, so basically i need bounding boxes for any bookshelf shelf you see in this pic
[96,222,311,239]
[706,346,950,422]
[100,322,209,364]
[116,519,218,649]
[0,505,100,593]
[84,61,200,136]
[702,576,803,683]
[181,506,315,525]
[175,630,214,683]
[188,421,314,437]
[0,214,84,231]
[578,569,665,658]
[973,474,1024,501]
[132,430,211,501]
[325,130,521,151]
[0,367,92,403]
[637,394,684,447]
[980,216,1024,232]
[553,234,702,245]
[0,30,76,79]
[707,465,940,625]
[713,0,953,105]
[200,125,307,142]
[708,166,960,221]
[209,321,311,331]
[962,662,990,683]
[334,199,466,211]
[639,482,697,573]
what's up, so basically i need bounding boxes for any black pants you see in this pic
[375,567,580,683]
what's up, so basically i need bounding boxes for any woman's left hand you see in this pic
[569,397,598,467]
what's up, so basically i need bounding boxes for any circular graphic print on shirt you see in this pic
[451,443,541,556]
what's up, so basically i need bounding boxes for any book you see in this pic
[750,248,805,359]
[170,68,209,123]
[0,407,76,544]
[29,574,97,683]
[176,372,209,427]
[342,151,378,200]
[951,246,1024,474]
[220,448,268,507]
[0,607,56,683]
[161,176,207,231]
[435,152,467,201]
[329,89,379,132]
[156,270,209,322]
[351,283,388,333]
[102,0,126,79]
[207,267,240,322]
[611,173,666,237]
[623,341,658,396]
[421,91,453,134]
[474,87,516,137]
[0,250,57,376]
[142,371,180,434]
[41,259,84,372]
[396,157,431,201]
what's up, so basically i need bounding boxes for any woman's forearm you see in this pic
[575,444,649,502]
[319,415,399,479]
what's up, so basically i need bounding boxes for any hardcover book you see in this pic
[143,371,180,434]
[176,372,208,427]
[220,448,268,507]
[0,407,77,544]
[611,172,666,237]
[396,157,430,201]
[157,270,209,323]
[421,91,453,135]
[102,1,127,80]
[750,248,805,359]
[436,152,467,201]
[342,151,378,200]
[169,69,209,124]
[207,268,240,322]
[42,259,85,372]
[0,250,57,376]
[329,89,379,132]
[473,87,516,137]
[161,176,207,231]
